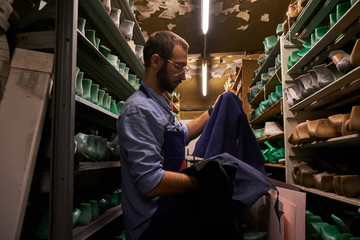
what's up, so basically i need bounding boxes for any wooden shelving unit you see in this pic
[232,60,258,118]
[290,133,360,149]
[257,132,284,144]
[295,185,360,207]
[280,0,360,210]
[165,91,181,119]
[250,40,280,87]
[264,163,286,169]
[249,67,282,106]
[287,0,360,74]
[250,99,282,125]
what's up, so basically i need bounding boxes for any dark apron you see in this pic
[139,85,185,171]
[138,86,185,240]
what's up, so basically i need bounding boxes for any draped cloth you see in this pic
[193,91,267,176]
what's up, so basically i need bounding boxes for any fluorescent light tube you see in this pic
[202,62,207,96]
[202,0,209,35]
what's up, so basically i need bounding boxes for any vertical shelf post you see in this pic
[50,0,78,238]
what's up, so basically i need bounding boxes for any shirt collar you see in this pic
[141,81,172,110]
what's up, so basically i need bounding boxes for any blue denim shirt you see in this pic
[116,81,190,240]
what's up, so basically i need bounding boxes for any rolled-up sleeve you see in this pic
[120,104,166,195]
[179,121,190,146]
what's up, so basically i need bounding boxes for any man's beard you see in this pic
[157,62,176,93]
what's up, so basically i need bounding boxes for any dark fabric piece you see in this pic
[141,156,245,240]
[140,196,179,240]
[193,91,267,176]
[163,130,185,171]
[185,153,277,208]
[143,153,280,240]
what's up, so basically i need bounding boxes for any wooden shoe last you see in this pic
[341,175,360,198]
[315,118,340,139]
[293,161,318,187]
[313,171,336,192]
[306,119,318,139]
[341,113,352,135]
[328,114,345,134]
[349,105,360,132]
[296,122,311,142]
[333,176,343,195]
[350,39,360,66]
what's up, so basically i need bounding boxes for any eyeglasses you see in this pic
[167,59,190,73]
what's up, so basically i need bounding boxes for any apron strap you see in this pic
[139,85,151,98]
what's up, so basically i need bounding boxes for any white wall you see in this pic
[180,120,203,166]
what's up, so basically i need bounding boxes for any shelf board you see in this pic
[163,91,171,100]
[295,184,360,207]
[250,67,282,106]
[76,161,121,171]
[250,88,265,106]
[236,82,243,97]
[285,0,323,40]
[289,66,360,111]
[305,18,360,74]
[73,205,123,240]
[232,67,243,91]
[297,0,339,40]
[111,0,146,46]
[258,132,284,143]
[172,103,180,114]
[173,94,180,103]
[75,95,118,129]
[79,0,145,78]
[264,163,286,169]
[287,1,360,74]
[77,31,135,100]
[250,99,282,125]
[250,40,280,87]
[291,133,360,149]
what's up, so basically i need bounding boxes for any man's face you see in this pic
[157,44,188,93]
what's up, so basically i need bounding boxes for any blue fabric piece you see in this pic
[116,81,190,240]
[193,91,267,176]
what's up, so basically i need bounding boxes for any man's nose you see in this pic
[178,71,186,80]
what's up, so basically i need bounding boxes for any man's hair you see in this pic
[143,31,189,67]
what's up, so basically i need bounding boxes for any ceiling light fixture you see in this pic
[201,0,209,96]
[202,62,207,96]
[201,0,209,35]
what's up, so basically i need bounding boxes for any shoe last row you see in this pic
[292,161,360,198]
[288,106,360,145]
[74,132,116,162]
[284,62,342,107]
[329,50,356,74]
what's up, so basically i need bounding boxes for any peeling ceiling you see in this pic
[129,0,291,118]
[131,0,291,55]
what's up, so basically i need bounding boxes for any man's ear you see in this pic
[151,54,164,70]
